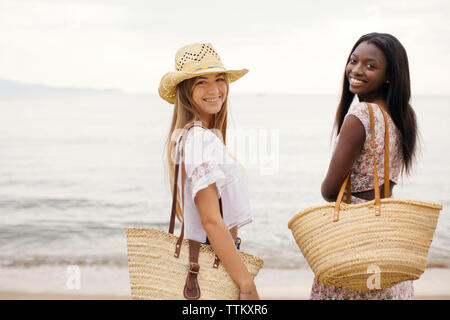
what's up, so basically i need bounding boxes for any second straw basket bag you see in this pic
[288,103,442,292]
[125,123,264,299]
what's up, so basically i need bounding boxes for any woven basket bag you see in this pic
[288,103,442,292]
[125,123,264,300]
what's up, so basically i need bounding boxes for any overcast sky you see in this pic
[1,0,449,95]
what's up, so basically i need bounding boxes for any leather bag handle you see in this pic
[169,142,181,235]
[172,122,198,257]
[334,103,390,221]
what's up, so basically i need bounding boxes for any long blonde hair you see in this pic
[164,75,230,222]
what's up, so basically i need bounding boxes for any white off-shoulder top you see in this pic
[175,125,252,243]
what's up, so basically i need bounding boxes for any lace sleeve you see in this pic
[188,161,226,200]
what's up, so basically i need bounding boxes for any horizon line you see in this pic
[0,77,448,97]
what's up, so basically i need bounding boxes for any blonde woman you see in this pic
[159,43,259,300]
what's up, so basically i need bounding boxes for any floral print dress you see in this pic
[310,102,414,300]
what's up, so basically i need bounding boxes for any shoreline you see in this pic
[1,267,449,300]
[0,291,448,300]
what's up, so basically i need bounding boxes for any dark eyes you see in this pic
[348,58,376,69]
[195,78,225,85]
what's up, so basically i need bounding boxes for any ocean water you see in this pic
[0,92,449,284]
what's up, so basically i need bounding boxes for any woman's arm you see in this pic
[194,184,259,300]
[321,115,366,202]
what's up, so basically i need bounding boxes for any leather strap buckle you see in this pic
[189,262,200,274]
[184,239,201,299]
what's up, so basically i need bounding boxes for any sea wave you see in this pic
[1,253,449,270]
[0,254,128,268]
[0,197,147,210]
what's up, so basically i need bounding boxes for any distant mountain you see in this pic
[0,78,122,94]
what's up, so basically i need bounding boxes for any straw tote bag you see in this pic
[288,103,442,292]
[125,123,264,300]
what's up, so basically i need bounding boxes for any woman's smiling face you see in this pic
[192,72,228,125]
[346,41,389,100]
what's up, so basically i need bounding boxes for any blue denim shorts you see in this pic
[234,237,241,250]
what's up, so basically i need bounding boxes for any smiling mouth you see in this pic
[203,97,221,102]
[349,77,365,85]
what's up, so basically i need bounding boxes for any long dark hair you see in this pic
[334,32,418,175]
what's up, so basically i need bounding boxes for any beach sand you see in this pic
[1,267,449,300]
[0,291,448,300]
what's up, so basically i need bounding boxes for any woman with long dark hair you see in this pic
[316,33,418,299]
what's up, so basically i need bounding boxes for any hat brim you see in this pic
[158,68,248,104]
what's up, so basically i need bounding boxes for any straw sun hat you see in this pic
[158,43,248,104]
